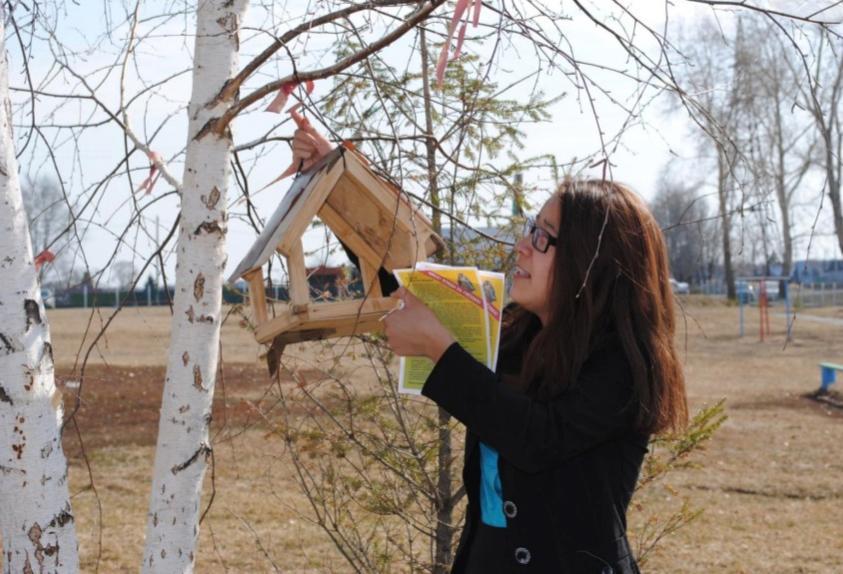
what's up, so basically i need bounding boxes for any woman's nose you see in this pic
[515,235,531,255]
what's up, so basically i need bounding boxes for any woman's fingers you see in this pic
[290,108,321,139]
[292,129,327,172]
[291,108,333,156]
[286,110,334,176]
[292,130,318,156]
[289,108,312,131]
[292,129,329,170]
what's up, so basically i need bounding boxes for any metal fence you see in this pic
[696,280,726,296]
[792,282,843,308]
[43,276,366,309]
[43,284,249,309]
[685,280,843,308]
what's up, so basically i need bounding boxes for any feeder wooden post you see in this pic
[360,258,382,298]
[286,240,310,310]
[244,269,268,324]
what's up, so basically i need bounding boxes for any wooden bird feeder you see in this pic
[228,145,444,364]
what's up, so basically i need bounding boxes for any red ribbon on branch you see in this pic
[34,250,55,271]
[135,150,163,195]
[435,0,482,87]
[266,79,315,113]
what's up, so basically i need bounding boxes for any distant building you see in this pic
[791,260,843,284]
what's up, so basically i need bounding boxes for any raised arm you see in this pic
[422,341,639,473]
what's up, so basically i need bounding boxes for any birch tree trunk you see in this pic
[142,1,247,571]
[0,7,79,572]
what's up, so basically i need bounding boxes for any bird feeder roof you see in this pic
[228,146,443,283]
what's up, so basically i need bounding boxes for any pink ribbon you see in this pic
[435,0,481,87]
[266,79,315,113]
[136,150,163,195]
[34,250,55,271]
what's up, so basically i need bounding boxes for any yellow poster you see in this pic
[418,264,506,369]
[478,270,506,370]
[393,265,490,394]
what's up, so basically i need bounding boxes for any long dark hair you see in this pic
[500,179,688,435]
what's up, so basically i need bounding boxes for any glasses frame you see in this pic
[524,216,558,254]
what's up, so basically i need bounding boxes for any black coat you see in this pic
[422,336,649,574]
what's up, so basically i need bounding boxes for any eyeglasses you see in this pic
[523,216,557,254]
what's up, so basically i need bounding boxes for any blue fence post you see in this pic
[739,293,745,337]
[821,366,836,393]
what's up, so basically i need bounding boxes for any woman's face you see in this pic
[510,196,560,325]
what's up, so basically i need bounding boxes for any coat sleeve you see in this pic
[422,342,637,473]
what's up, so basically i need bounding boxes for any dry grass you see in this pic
[47,304,263,368]
[635,297,843,573]
[25,299,843,571]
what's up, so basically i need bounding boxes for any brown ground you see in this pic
[13,300,843,571]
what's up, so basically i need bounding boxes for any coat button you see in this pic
[514,547,531,565]
[601,567,614,574]
[503,500,517,518]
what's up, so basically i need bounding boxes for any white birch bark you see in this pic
[0,7,79,573]
[141,1,248,571]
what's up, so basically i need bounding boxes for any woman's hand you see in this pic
[383,287,456,363]
[290,108,334,172]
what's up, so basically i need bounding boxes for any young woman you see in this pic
[291,120,688,573]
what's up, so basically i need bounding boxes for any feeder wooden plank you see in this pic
[343,149,435,236]
[302,315,384,338]
[317,202,384,270]
[325,180,415,268]
[341,172,441,260]
[287,240,310,307]
[244,269,268,324]
[255,297,395,343]
[344,155,432,230]
[341,168,413,234]
[360,258,382,298]
[255,313,384,344]
[255,311,302,343]
[263,318,385,358]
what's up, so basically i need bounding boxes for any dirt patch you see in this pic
[58,363,324,456]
